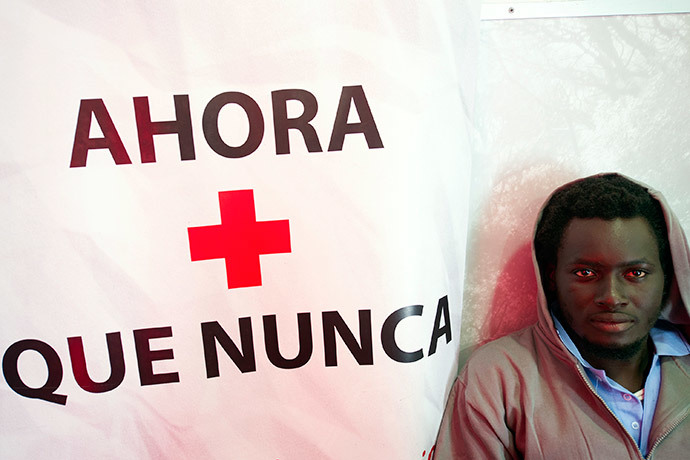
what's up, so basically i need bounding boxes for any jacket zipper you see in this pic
[547,324,690,458]
[573,363,646,459]
[645,406,690,458]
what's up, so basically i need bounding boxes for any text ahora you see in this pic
[70,85,383,167]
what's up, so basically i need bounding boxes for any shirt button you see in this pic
[623,394,632,401]
[632,422,640,430]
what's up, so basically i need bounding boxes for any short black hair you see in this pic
[535,173,672,301]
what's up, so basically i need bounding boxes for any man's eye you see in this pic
[573,269,596,278]
[626,269,647,279]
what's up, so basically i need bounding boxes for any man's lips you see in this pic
[588,313,636,333]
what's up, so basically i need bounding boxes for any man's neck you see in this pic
[579,338,653,393]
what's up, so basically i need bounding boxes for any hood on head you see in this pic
[532,172,690,340]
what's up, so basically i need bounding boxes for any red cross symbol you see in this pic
[187,190,291,289]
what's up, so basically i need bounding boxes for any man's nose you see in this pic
[595,275,628,308]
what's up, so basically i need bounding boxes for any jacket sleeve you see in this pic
[434,373,519,460]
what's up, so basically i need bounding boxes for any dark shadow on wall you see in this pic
[481,241,538,343]
[455,165,576,373]
[455,242,538,373]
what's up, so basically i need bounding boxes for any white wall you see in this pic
[459,11,690,364]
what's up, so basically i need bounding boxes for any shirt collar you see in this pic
[648,320,690,356]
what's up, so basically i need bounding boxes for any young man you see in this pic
[435,173,690,459]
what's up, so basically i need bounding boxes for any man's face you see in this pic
[553,217,665,359]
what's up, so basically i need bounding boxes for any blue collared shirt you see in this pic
[552,314,690,456]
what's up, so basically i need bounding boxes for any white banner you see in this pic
[1,1,480,458]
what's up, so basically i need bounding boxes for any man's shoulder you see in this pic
[473,324,541,356]
[461,324,547,379]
